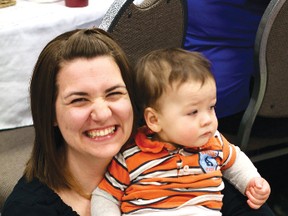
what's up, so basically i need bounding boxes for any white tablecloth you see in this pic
[0,0,114,130]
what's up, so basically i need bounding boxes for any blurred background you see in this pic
[255,155,288,216]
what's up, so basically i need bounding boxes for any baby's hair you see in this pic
[134,48,215,112]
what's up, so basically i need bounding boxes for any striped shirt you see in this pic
[98,127,237,214]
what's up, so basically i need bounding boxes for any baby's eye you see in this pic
[210,105,216,110]
[188,110,198,115]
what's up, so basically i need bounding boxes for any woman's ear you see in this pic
[144,107,161,133]
[53,118,58,126]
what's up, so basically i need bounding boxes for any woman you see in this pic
[2,28,138,215]
[2,28,274,216]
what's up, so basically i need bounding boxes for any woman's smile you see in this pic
[85,126,116,139]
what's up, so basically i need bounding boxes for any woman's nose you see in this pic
[90,100,112,121]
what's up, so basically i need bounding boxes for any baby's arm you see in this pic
[91,153,130,215]
[245,177,271,209]
[222,146,260,194]
[91,187,121,216]
[222,145,270,209]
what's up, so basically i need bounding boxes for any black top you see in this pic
[2,176,79,216]
[2,177,275,216]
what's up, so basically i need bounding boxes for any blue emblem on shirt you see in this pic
[199,151,218,173]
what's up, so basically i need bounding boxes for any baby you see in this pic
[91,48,271,216]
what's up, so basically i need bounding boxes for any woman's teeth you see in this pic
[87,127,115,138]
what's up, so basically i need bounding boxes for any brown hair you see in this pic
[134,48,215,113]
[26,28,138,195]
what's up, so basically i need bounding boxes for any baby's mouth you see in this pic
[86,126,116,138]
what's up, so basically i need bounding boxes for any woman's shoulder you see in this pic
[2,176,79,216]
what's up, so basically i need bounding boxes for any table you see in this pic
[0,0,114,130]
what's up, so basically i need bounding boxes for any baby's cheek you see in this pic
[180,129,198,144]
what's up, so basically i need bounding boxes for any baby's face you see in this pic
[155,78,218,148]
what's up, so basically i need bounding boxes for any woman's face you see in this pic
[55,56,133,160]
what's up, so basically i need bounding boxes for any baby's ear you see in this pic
[144,107,161,133]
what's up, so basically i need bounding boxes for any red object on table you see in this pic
[65,0,88,7]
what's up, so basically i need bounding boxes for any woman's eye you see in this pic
[210,105,216,110]
[108,91,122,96]
[107,91,127,100]
[71,98,87,104]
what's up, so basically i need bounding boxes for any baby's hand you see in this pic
[245,177,271,209]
